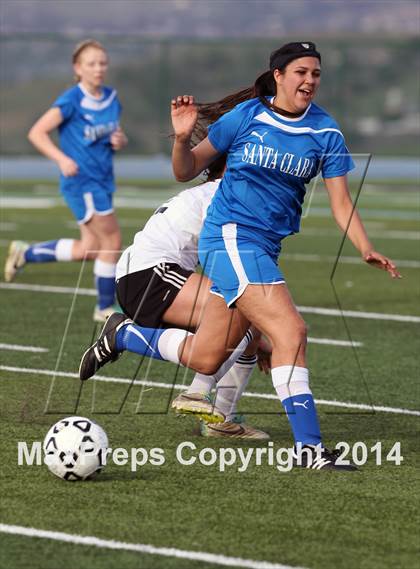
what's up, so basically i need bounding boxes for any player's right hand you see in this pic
[58,156,79,177]
[171,95,198,142]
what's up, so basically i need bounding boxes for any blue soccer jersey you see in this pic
[53,83,122,190]
[206,97,354,251]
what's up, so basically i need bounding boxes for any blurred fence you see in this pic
[1,34,419,156]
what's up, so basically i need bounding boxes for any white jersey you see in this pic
[116,180,220,279]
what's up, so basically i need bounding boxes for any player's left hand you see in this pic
[363,250,402,279]
[110,127,128,151]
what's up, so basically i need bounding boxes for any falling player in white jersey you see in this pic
[81,156,271,440]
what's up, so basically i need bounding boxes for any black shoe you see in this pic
[79,313,132,381]
[294,445,358,471]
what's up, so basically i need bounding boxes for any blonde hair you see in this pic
[72,39,107,81]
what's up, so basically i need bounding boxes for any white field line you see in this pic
[1,365,419,417]
[0,343,48,353]
[297,306,420,323]
[1,282,419,323]
[302,228,420,241]
[307,337,362,347]
[302,207,420,221]
[0,282,96,296]
[1,197,58,208]
[282,253,420,269]
[0,524,306,569]
[0,222,18,231]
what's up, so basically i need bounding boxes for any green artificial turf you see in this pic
[0,179,419,569]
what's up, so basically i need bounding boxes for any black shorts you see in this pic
[116,262,193,327]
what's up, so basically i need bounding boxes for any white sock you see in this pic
[186,329,253,394]
[187,373,214,395]
[271,366,311,402]
[94,259,117,278]
[214,354,257,421]
[55,239,75,261]
[157,329,193,364]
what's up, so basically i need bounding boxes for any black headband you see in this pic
[269,42,321,71]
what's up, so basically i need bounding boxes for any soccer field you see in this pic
[0,179,419,569]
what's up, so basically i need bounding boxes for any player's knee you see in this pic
[188,353,225,376]
[194,362,219,376]
[296,321,308,342]
[73,240,98,260]
[98,231,121,253]
[287,321,308,350]
[202,353,228,375]
[269,319,307,352]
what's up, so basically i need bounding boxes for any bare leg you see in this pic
[236,283,307,368]
[71,223,100,260]
[178,293,250,375]
[162,272,212,329]
[85,213,122,264]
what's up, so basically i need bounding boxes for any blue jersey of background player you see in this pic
[54,82,121,194]
[5,39,127,323]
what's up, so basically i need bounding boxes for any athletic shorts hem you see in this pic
[228,280,286,307]
[116,262,193,327]
[77,207,115,225]
[95,208,114,217]
[62,187,114,224]
[78,211,94,225]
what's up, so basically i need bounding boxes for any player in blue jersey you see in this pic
[4,39,127,322]
[78,42,400,469]
[168,42,401,469]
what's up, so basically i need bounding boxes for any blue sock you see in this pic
[24,240,59,263]
[282,393,322,446]
[116,324,166,360]
[95,276,116,309]
[94,259,116,309]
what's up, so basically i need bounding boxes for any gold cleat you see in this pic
[200,416,270,440]
[171,392,225,424]
[4,240,28,282]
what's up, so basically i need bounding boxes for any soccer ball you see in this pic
[43,416,108,481]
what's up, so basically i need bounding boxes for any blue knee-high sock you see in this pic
[272,366,322,447]
[282,393,322,446]
[95,276,116,309]
[94,259,116,309]
[24,239,74,263]
[116,324,166,360]
[24,240,60,263]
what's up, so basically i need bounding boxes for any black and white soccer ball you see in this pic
[43,416,108,481]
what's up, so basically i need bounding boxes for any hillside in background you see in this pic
[1,35,419,156]
[2,0,419,36]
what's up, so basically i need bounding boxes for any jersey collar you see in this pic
[267,97,312,122]
[78,82,104,101]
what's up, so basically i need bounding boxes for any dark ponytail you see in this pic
[192,70,283,146]
[192,86,254,146]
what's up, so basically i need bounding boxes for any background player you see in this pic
[4,39,127,322]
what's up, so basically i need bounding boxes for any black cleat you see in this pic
[294,445,358,471]
[79,313,132,381]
